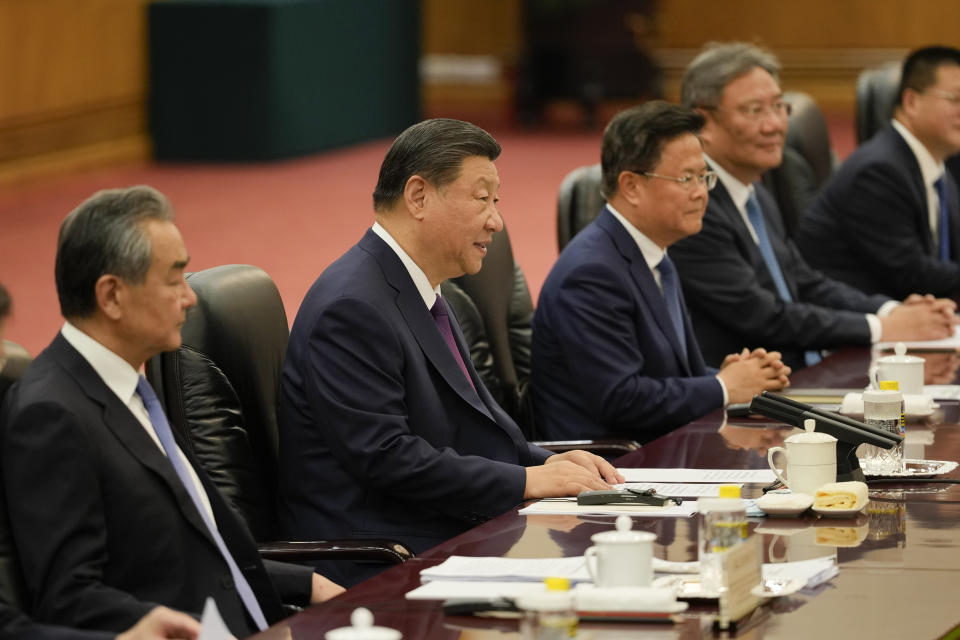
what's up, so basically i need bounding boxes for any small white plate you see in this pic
[750,577,807,599]
[811,504,866,518]
[755,493,814,517]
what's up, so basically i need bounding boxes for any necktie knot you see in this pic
[431,295,449,320]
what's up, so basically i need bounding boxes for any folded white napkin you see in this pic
[840,392,935,417]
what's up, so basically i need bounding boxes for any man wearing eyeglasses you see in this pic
[531,101,790,444]
[798,46,960,299]
[669,42,956,372]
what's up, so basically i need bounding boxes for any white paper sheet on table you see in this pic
[406,580,552,601]
[420,556,591,583]
[624,482,734,497]
[876,326,960,351]
[519,499,697,517]
[618,468,776,484]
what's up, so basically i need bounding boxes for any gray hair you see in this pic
[681,42,781,108]
[55,185,175,318]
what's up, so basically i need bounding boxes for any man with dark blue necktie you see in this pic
[798,46,960,299]
[671,42,958,372]
[0,186,342,638]
[532,101,791,444]
[277,118,621,588]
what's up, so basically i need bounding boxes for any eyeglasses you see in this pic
[641,170,718,191]
[925,89,960,105]
[704,100,792,121]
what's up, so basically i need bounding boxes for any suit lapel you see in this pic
[597,209,692,375]
[51,335,217,546]
[709,179,798,300]
[360,231,495,421]
[888,128,937,254]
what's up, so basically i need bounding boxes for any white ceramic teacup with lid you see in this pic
[325,607,402,640]
[871,342,924,395]
[584,515,655,587]
[766,419,837,496]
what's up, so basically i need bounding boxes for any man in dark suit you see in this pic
[797,46,960,298]
[0,187,341,637]
[278,118,622,587]
[531,102,790,443]
[671,42,957,370]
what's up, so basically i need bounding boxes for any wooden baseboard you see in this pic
[0,134,151,186]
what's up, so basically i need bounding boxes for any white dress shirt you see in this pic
[892,118,947,242]
[60,322,216,522]
[704,154,895,343]
[607,204,729,404]
[372,222,441,309]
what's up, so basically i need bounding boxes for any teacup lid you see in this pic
[325,608,402,640]
[590,514,656,544]
[785,419,837,444]
[878,342,924,364]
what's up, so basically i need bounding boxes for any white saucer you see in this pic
[811,504,866,518]
[755,493,814,517]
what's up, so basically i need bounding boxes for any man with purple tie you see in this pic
[1,187,341,638]
[278,118,622,587]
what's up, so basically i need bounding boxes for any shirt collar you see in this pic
[605,203,666,272]
[705,152,753,212]
[60,321,141,406]
[371,222,441,310]
[892,119,945,188]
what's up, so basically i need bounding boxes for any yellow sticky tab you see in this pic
[718,485,741,499]
[544,577,571,591]
[878,380,899,391]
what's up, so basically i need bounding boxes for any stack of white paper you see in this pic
[419,556,590,583]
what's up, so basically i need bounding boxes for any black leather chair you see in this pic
[855,61,901,144]
[761,91,837,237]
[557,164,604,252]
[0,342,31,404]
[444,228,639,457]
[0,341,31,612]
[146,264,411,564]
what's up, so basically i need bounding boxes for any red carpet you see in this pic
[0,116,855,356]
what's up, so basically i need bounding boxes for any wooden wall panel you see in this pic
[0,0,149,182]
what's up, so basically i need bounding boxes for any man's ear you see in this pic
[899,88,920,118]
[697,108,719,147]
[94,274,124,321]
[402,175,429,220]
[617,170,646,207]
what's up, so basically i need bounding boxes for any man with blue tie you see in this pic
[798,46,960,299]
[532,102,791,444]
[278,118,621,588]
[670,42,957,371]
[0,187,341,637]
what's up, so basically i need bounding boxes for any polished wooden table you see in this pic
[255,347,960,639]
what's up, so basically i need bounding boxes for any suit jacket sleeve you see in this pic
[261,560,314,607]
[299,296,528,520]
[2,400,163,632]
[542,260,723,431]
[671,197,876,351]
[827,162,960,297]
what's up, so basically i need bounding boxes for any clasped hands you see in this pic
[881,294,958,341]
[717,347,791,404]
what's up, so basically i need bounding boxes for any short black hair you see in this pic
[372,118,501,211]
[0,283,9,320]
[55,186,174,319]
[601,101,705,198]
[897,46,960,106]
